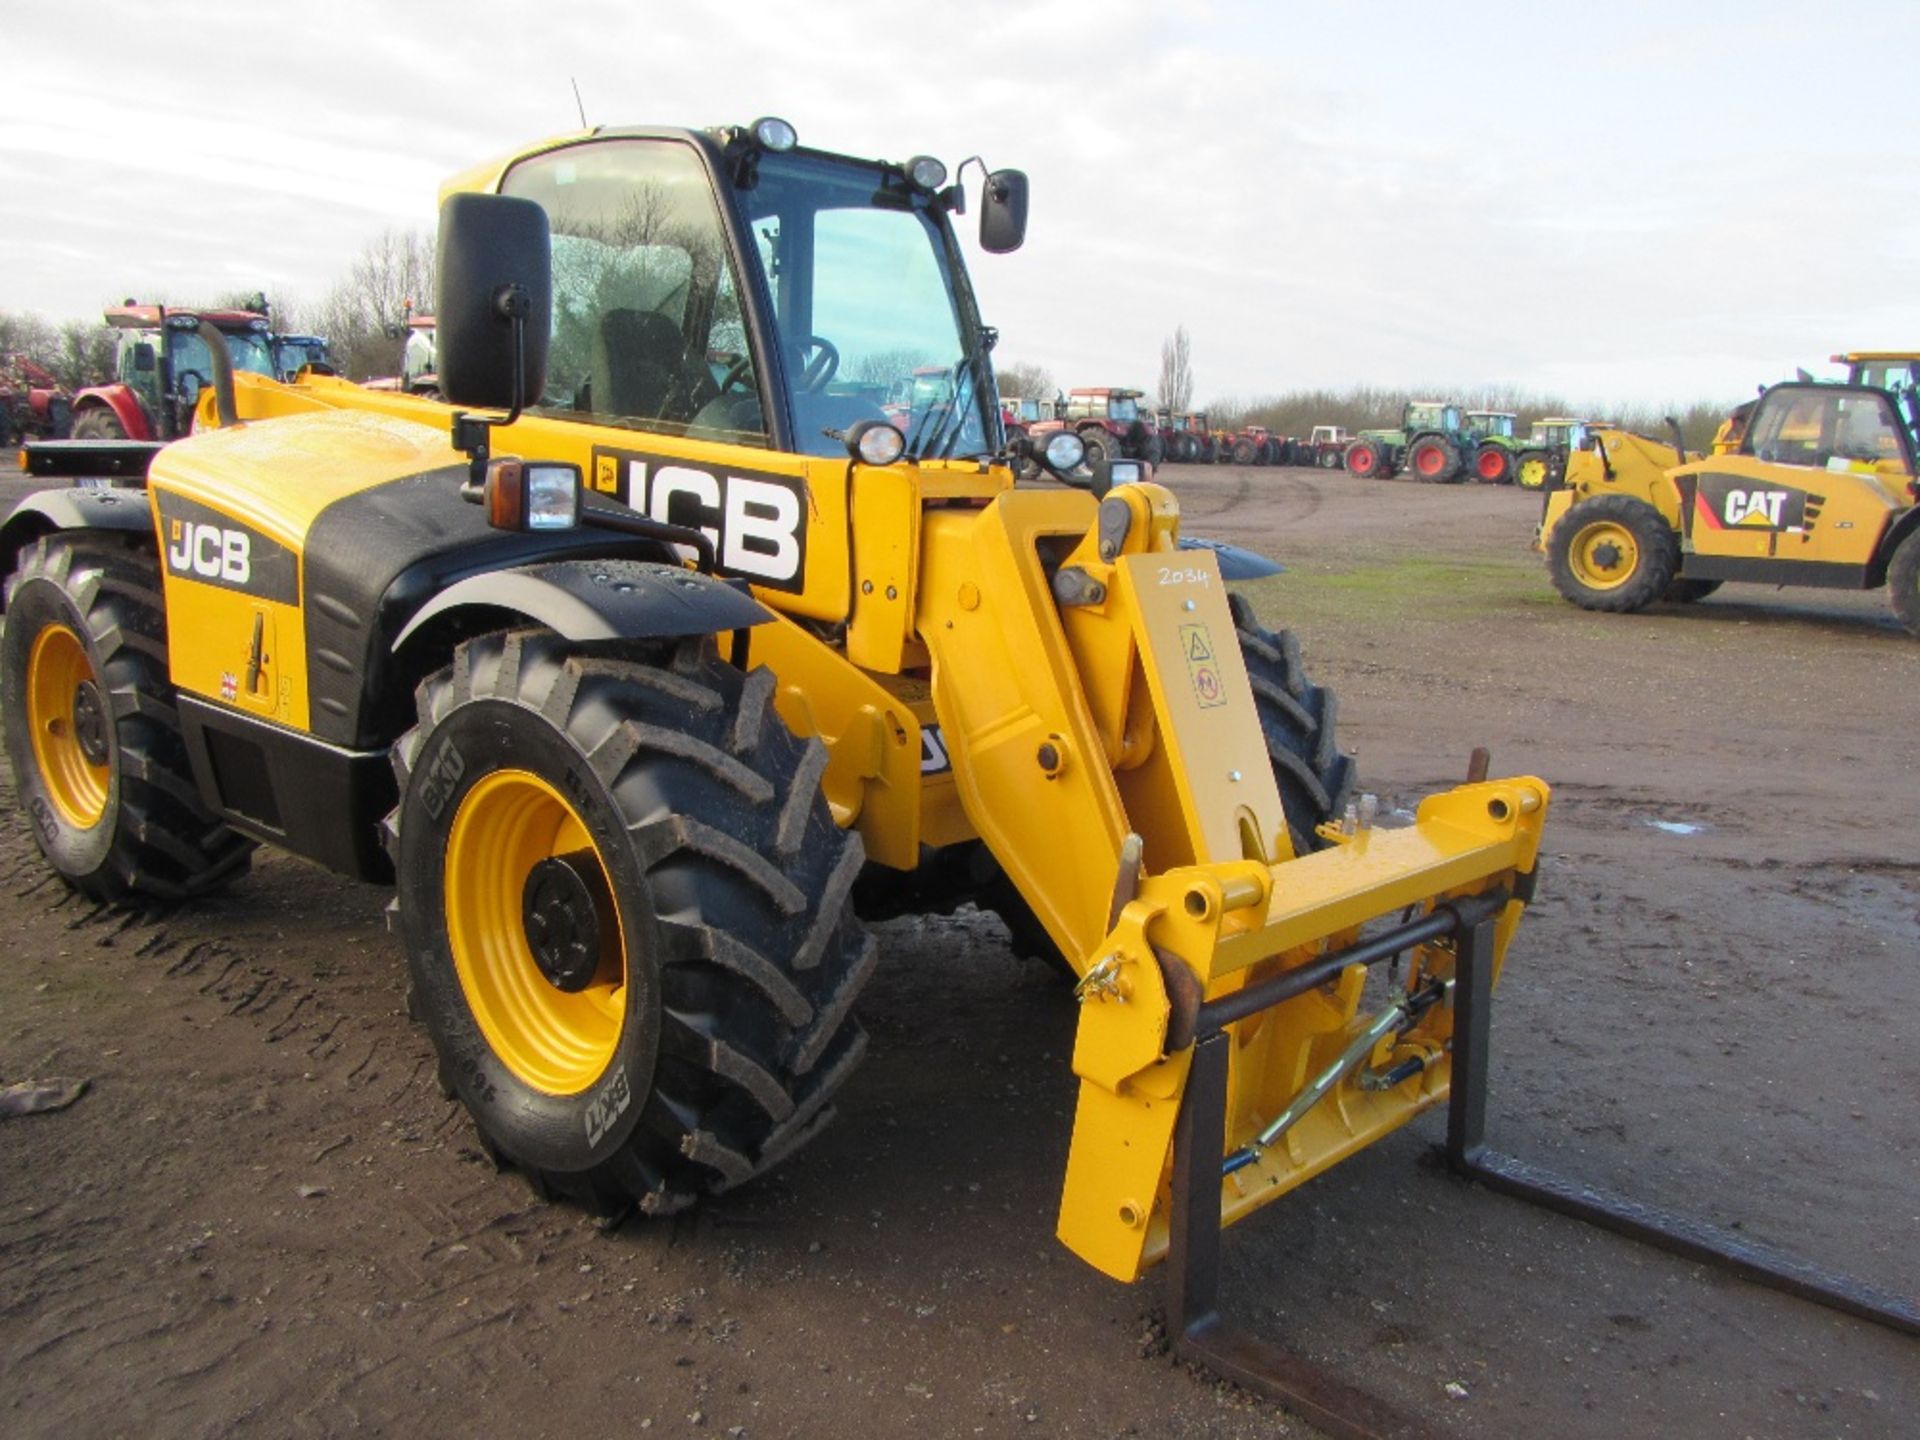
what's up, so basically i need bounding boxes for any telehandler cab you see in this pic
[4,118,1582,1418]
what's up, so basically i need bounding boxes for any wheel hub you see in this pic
[522,851,615,993]
[1590,541,1624,571]
[72,680,109,764]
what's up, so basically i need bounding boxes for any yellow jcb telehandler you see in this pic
[30,118,1912,1424]
[1538,381,1920,633]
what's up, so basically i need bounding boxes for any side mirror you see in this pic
[435,193,552,410]
[979,169,1028,254]
[133,343,155,373]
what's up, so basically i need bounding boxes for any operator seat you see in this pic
[592,308,688,424]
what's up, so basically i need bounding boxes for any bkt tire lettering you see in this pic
[595,448,808,591]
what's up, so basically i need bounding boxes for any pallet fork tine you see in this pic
[1166,909,1919,1439]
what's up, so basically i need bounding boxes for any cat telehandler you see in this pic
[5,118,1568,1422]
[1538,381,1920,632]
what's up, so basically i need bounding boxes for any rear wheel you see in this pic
[1345,439,1386,478]
[1473,445,1512,484]
[1888,529,1920,636]
[1231,437,1257,465]
[70,408,127,441]
[1514,450,1550,490]
[1318,447,1341,469]
[1,534,252,902]
[1547,495,1677,612]
[1079,427,1116,467]
[1144,433,1166,465]
[390,629,874,1216]
[1408,436,1459,483]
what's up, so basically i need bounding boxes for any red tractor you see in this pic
[1054,386,1156,465]
[999,393,1056,451]
[0,354,71,446]
[68,304,279,441]
[1172,410,1216,463]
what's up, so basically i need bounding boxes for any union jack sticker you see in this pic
[219,671,239,702]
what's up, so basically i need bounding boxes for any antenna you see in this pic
[571,78,588,129]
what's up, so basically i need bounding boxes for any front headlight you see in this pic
[1043,430,1086,471]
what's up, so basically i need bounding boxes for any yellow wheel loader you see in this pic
[1538,383,1920,632]
[0,119,1565,1415]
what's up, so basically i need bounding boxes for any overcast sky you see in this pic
[5,0,1917,410]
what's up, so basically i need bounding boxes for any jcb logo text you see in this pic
[168,521,252,584]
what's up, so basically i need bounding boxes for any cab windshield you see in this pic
[1107,395,1139,423]
[169,326,276,383]
[738,150,994,460]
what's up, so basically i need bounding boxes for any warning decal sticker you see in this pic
[1180,623,1228,709]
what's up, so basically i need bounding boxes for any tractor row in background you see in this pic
[63,302,333,443]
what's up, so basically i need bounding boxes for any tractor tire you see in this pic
[1345,439,1388,478]
[1177,433,1201,464]
[388,628,874,1217]
[1473,444,1513,484]
[1227,592,1355,856]
[70,407,127,441]
[1,534,253,903]
[1201,438,1219,464]
[1663,577,1723,604]
[1231,437,1257,466]
[1407,436,1460,483]
[1514,450,1550,490]
[1317,447,1342,470]
[1079,427,1117,467]
[1144,433,1166,466]
[1259,438,1281,465]
[1888,528,1920,636]
[1547,495,1678,613]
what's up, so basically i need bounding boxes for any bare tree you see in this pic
[307,228,437,379]
[1158,325,1194,413]
[995,359,1056,399]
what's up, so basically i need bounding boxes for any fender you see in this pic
[1868,504,1920,587]
[393,556,771,651]
[0,487,155,612]
[70,385,153,440]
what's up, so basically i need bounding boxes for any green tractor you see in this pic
[1463,410,1527,484]
[1514,416,1595,491]
[1343,400,1474,482]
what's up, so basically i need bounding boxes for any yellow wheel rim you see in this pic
[443,769,627,1095]
[1517,457,1547,489]
[26,624,110,828]
[1568,520,1640,591]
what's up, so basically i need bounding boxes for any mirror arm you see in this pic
[453,283,531,498]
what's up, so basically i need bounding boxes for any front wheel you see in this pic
[389,629,875,1216]
[1318,447,1341,469]
[1888,529,1920,636]
[1079,427,1116,467]
[1,535,252,902]
[1546,495,1677,612]
[1407,436,1460,483]
[1473,444,1512,484]
[1514,450,1550,490]
[1345,439,1386,478]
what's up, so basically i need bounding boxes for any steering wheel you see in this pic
[715,352,754,394]
[795,335,839,392]
[175,369,209,405]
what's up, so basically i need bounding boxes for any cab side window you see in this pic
[501,139,766,446]
[1745,388,1910,472]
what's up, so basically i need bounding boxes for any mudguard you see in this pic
[393,556,771,650]
[0,488,155,612]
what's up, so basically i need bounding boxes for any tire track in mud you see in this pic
[1169,464,1324,531]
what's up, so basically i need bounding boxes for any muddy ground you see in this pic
[2,457,1915,1439]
